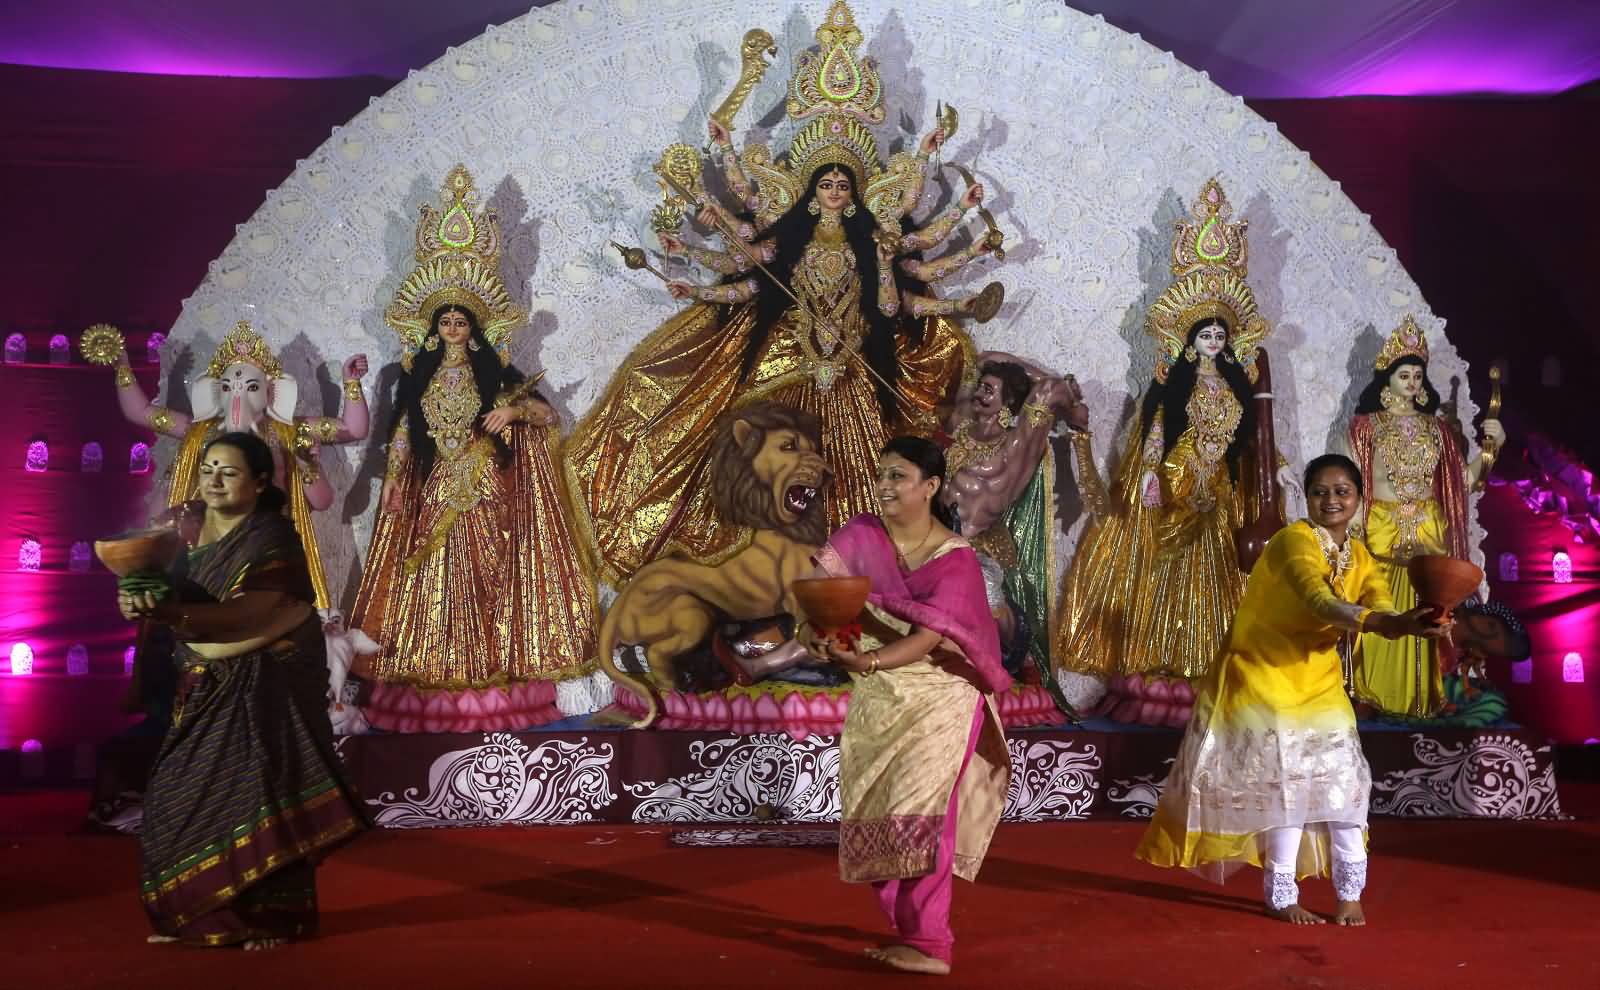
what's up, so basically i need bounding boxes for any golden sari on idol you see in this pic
[565,291,972,587]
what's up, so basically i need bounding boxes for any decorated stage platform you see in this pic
[333,717,1565,828]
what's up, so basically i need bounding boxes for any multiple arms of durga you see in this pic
[658,116,1000,319]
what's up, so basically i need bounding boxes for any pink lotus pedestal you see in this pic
[363,680,561,734]
[1098,674,1197,729]
[611,682,1065,738]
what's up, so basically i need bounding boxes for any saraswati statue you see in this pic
[567,0,1004,587]
[349,165,600,733]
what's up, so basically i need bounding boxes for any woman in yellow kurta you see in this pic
[1343,315,1503,718]
[1137,454,1443,925]
[805,437,1011,976]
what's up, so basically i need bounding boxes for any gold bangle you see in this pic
[115,365,137,389]
[868,652,881,675]
[343,379,364,403]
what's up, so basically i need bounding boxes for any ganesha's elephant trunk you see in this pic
[596,596,661,729]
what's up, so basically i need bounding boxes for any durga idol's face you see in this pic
[815,170,854,212]
[1388,363,1426,400]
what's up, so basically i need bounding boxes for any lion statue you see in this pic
[598,401,831,726]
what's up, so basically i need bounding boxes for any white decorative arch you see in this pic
[162,0,1482,604]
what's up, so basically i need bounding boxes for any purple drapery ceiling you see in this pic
[0,0,1597,96]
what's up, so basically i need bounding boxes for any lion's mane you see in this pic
[708,401,830,547]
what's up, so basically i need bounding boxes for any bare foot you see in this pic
[1267,903,1326,925]
[865,944,951,975]
[146,934,178,944]
[1334,900,1366,926]
[243,937,287,951]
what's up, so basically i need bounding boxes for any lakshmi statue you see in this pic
[941,355,1087,681]
[80,321,370,608]
[1342,315,1504,718]
[566,1,1000,587]
[349,165,600,733]
[1053,180,1295,723]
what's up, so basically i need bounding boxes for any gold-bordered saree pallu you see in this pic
[140,510,367,945]
[815,515,1013,883]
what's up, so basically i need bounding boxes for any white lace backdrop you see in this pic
[156,0,1483,608]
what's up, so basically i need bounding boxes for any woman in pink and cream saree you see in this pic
[806,436,1012,976]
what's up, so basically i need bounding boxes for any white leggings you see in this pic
[1261,824,1367,909]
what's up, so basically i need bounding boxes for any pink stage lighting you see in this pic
[10,643,34,675]
[124,645,137,676]
[18,539,42,572]
[147,332,166,364]
[69,541,92,572]
[129,442,151,474]
[1511,658,1534,684]
[81,441,103,472]
[67,644,89,676]
[1552,550,1573,584]
[3,334,23,364]
[48,334,70,364]
[1563,653,1585,683]
[25,440,48,472]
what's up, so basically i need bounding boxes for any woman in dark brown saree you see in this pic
[118,431,367,949]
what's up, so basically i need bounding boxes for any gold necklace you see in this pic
[892,518,937,563]
[945,420,1008,476]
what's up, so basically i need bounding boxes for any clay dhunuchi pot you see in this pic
[792,575,871,645]
[94,527,181,578]
[1406,554,1484,622]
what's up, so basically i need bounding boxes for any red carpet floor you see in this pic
[3,788,1599,990]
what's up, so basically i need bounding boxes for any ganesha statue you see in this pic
[80,320,369,607]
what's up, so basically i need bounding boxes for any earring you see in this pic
[1380,386,1400,411]
[843,203,857,218]
[1184,345,1198,362]
[807,198,821,216]
[424,336,440,352]
[468,339,481,352]
[997,407,1015,430]
[1414,391,1426,408]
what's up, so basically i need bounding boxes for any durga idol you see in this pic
[566,1,1005,586]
